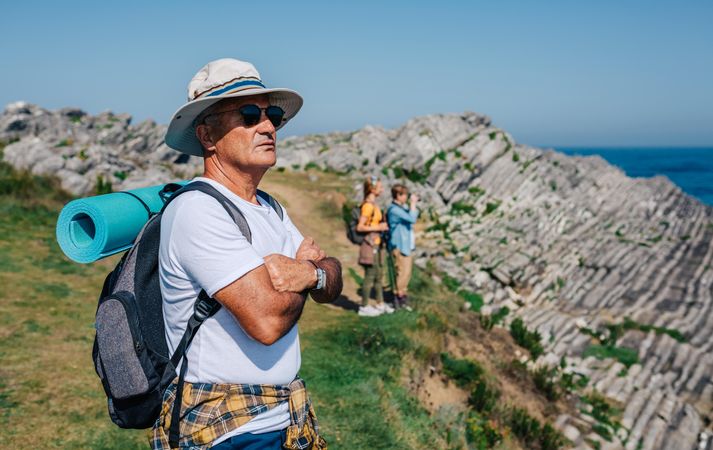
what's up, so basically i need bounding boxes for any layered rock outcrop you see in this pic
[0,102,202,195]
[2,103,711,450]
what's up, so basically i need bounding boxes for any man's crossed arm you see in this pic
[263,236,343,304]
[213,237,342,345]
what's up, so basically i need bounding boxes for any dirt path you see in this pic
[260,171,363,326]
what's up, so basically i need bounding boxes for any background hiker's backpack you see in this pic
[91,181,283,445]
[346,202,374,245]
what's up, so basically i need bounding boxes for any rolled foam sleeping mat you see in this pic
[56,181,188,264]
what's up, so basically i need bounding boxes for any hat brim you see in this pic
[165,87,303,156]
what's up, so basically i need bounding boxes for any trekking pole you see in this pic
[384,232,397,296]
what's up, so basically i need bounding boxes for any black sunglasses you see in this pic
[204,104,286,128]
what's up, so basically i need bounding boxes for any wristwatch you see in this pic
[315,267,326,290]
[308,260,326,290]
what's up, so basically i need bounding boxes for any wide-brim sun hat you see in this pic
[165,58,303,156]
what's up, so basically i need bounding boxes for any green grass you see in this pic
[579,392,623,444]
[441,274,461,292]
[450,200,476,215]
[617,317,686,343]
[0,160,473,449]
[459,291,483,312]
[468,186,485,197]
[0,155,147,448]
[300,270,467,449]
[0,156,574,449]
[583,345,639,368]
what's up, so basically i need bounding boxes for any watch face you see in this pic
[316,268,326,289]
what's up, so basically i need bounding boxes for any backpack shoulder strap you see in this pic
[158,181,257,448]
[257,189,284,221]
[160,181,253,243]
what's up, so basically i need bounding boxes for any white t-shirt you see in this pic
[158,177,304,440]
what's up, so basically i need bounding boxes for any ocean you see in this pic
[555,147,713,206]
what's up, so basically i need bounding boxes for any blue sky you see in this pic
[1,0,711,147]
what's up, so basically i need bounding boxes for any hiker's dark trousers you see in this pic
[210,429,287,450]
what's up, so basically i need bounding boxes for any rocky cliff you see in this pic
[2,102,711,450]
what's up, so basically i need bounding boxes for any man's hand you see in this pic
[264,254,317,293]
[295,236,326,261]
[410,193,420,209]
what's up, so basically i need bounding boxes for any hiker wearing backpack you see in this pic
[356,176,393,317]
[147,58,340,449]
[386,184,420,310]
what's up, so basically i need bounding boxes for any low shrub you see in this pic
[440,353,484,388]
[510,317,544,359]
[469,379,500,414]
[465,413,502,449]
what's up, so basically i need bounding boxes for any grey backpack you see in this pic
[92,181,283,448]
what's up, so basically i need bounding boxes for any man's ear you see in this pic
[196,123,216,152]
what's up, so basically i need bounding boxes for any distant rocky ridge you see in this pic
[2,103,712,450]
[0,102,201,195]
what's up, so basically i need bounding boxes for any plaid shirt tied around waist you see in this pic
[150,376,327,450]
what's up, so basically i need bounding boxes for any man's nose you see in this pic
[255,111,277,134]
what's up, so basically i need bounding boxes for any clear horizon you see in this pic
[1,0,711,148]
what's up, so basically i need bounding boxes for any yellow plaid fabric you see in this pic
[150,377,327,450]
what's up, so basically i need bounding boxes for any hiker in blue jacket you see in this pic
[386,184,419,309]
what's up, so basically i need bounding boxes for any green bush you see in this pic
[440,353,484,388]
[580,391,622,441]
[95,175,113,195]
[450,201,476,215]
[508,408,566,450]
[510,318,544,359]
[441,274,461,292]
[55,138,73,147]
[483,201,501,215]
[465,413,502,449]
[532,365,559,401]
[509,407,540,442]
[468,186,485,196]
[468,379,499,414]
[480,306,509,331]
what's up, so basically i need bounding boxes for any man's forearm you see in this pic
[269,290,308,340]
[310,257,343,303]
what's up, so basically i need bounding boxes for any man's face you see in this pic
[202,94,277,170]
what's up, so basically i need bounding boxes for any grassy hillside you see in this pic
[0,152,583,449]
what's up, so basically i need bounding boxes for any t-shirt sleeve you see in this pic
[169,194,265,297]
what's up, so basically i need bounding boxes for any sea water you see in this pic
[556,147,713,206]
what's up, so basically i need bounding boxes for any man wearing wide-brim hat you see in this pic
[152,58,341,449]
